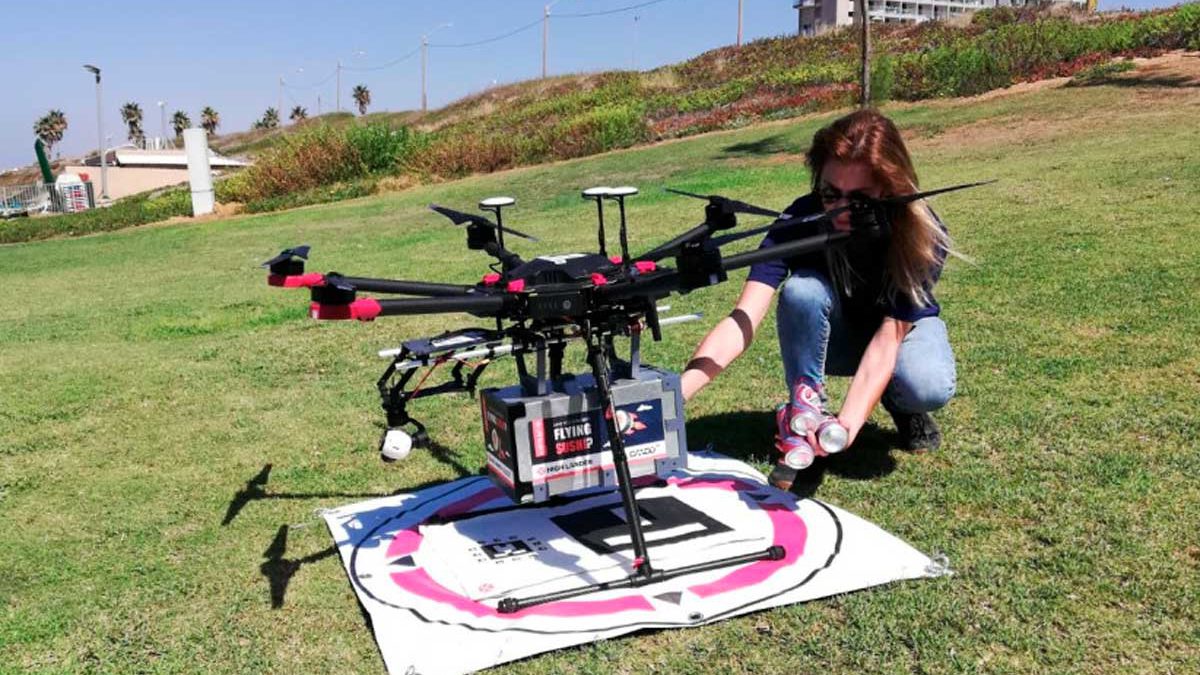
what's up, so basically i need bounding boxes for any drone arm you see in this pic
[368,294,512,317]
[339,276,476,297]
[483,241,524,272]
[637,223,711,263]
[721,230,853,272]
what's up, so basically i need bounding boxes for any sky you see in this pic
[1,0,1184,171]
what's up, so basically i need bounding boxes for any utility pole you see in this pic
[83,64,108,200]
[632,15,640,70]
[856,0,871,107]
[737,0,743,47]
[336,60,341,113]
[542,4,550,78]
[317,94,322,116]
[278,77,284,118]
[421,35,428,112]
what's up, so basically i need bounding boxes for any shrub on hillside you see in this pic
[345,123,427,174]
[227,124,361,202]
[1066,58,1137,86]
[550,105,650,159]
[1132,3,1200,50]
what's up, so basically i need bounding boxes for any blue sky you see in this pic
[1,0,1183,170]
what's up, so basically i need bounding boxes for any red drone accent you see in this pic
[590,273,608,286]
[481,273,502,286]
[505,279,526,293]
[268,272,326,288]
[634,261,656,274]
[309,298,383,321]
[609,255,622,264]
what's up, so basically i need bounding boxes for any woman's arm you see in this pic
[681,280,776,401]
[836,317,911,447]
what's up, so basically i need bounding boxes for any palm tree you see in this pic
[289,105,308,123]
[171,110,192,139]
[33,110,68,155]
[258,107,280,129]
[351,84,371,116]
[200,106,220,136]
[120,102,145,146]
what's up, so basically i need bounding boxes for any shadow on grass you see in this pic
[1073,74,1200,89]
[720,134,795,158]
[260,524,338,609]
[223,445,481,526]
[257,523,377,633]
[687,410,900,497]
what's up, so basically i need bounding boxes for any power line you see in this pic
[342,46,422,72]
[556,0,673,19]
[284,68,338,89]
[428,17,542,49]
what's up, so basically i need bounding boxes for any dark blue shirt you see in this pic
[746,193,944,324]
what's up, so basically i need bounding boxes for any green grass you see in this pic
[2,66,1199,673]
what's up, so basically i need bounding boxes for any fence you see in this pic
[0,182,95,218]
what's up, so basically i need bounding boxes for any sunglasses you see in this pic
[817,183,873,205]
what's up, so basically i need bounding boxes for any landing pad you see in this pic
[322,452,942,675]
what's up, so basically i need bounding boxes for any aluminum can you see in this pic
[789,378,849,454]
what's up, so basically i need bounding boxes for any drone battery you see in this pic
[480,366,687,504]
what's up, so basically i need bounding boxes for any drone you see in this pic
[262,180,988,612]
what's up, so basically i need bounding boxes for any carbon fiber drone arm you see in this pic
[335,275,476,297]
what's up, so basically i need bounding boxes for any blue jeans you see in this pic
[776,270,957,414]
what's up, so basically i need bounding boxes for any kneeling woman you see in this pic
[681,109,957,477]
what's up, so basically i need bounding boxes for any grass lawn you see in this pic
[2,57,1198,673]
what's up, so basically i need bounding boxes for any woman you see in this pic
[680,109,957,479]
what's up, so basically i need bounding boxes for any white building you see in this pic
[793,0,1091,37]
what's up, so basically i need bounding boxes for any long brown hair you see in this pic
[806,108,947,308]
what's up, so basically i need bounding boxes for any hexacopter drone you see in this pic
[262,181,985,612]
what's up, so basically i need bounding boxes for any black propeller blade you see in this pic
[706,180,996,248]
[664,188,782,219]
[261,245,310,269]
[428,204,539,242]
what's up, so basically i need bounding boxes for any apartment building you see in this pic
[793,0,1092,37]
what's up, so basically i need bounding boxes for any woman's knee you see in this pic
[890,372,955,412]
[778,272,834,321]
[889,319,957,412]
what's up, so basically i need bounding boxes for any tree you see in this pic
[856,0,871,107]
[289,105,308,123]
[256,107,280,130]
[33,110,68,155]
[200,107,220,136]
[171,110,192,139]
[352,84,371,116]
[120,101,145,146]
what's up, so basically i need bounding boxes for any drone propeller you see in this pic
[428,204,539,242]
[262,245,311,276]
[636,189,782,263]
[261,245,310,268]
[705,179,996,248]
[664,188,782,219]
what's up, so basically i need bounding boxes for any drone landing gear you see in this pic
[494,324,786,614]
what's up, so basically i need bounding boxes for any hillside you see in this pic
[4,5,1196,244]
[212,5,1198,165]
[1,48,1198,673]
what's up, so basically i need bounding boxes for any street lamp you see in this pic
[83,64,108,200]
